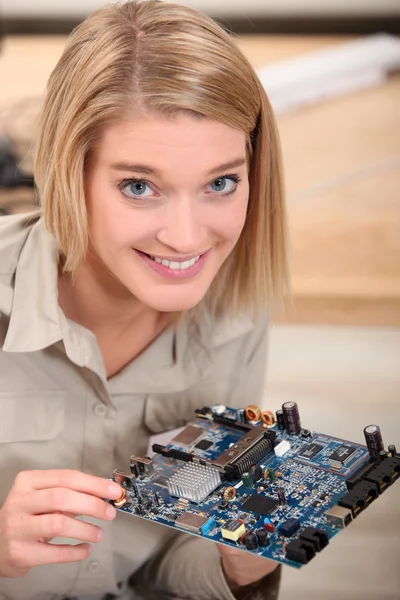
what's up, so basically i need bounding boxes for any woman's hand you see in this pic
[217,543,278,588]
[0,469,122,578]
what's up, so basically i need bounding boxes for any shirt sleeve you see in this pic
[128,315,281,600]
[128,533,281,600]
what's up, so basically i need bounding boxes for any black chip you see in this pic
[195,439,213,450]
[241,495,279,515]
[329,444,356,464]
[298,443,324,460]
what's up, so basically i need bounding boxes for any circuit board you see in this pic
[108,403,400,568]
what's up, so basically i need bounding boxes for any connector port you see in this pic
[326,505,353,528]
[285,539,316,564]
[299,527,329,551]
[338,481,378,518]
[364,457,400,493]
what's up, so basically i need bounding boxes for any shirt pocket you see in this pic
[0,390,66,443]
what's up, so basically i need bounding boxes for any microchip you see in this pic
[195,439,213,451]
[329,444,356,464]
[241,495,279,515]
[298,443,324,460]
[171,425,205,447]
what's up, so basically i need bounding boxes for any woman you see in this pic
[0,1,288,599]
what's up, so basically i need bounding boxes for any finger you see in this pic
[15,470,122,500]
[20,541,92,568]
[15,514,104,544]
[22,488,116,522]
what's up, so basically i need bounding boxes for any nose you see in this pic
[156,197,207,254]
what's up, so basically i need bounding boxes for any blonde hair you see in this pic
[35,0,289,318]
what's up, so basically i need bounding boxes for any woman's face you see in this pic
[85,113,249,312]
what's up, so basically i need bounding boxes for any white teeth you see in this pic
[149,255,201,270]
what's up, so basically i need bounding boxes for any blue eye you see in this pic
[120,179,153,198]
[207,175,240,195]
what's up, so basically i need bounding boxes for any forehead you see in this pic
[94,113,247,173]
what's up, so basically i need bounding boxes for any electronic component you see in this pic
[329,445,356,466]
[299,527,329,551]
[277,487,286,505]
[364,425,385,457]
[109,402,399,571]
[221,519,246,542]
[285,539,316,564]
[282,401,301,435]
[244,531,258,550]
[211,404,226,415]
[276,409,285,429]
[261,410,276,427]
[363,455,400,492]
[263,517,275,533]
[113,488,127,508]
[242,472,254,488]
[280,518,300,537]
[256,528,269,547]
[274,440,291,457]
[388,444,397,456]
[241,495,279,515]
[130,456,154,477]
[338,480,378,517]
[244,404,261,422]
[195,439,213,451]
[172,425,205,447]
[175,512,216,534]
[223,486,237,502]
[168,463,221,503]
[298,443,324,460]
[326,505,353,528]
[250,465,263,482]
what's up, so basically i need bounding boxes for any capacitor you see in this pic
[268,468,276,484]
[276,409,285,430]
[250,464,263,482]
[243,531,258,550]
[236,408,245,423]
[263,517,275,533]
[388,444,397,457]
[282,401,302,435]
[242,471,254,488]
[364,424,385,457]
[277,487,286,505]
[255,528,269,547]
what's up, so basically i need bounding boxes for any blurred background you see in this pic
[0,1,399,599]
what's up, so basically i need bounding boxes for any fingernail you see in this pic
[106,504,116,519]
[97,527,104,541]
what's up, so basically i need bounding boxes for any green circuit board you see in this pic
[107,403,400,568]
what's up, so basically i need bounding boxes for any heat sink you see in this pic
[167,463,221,503]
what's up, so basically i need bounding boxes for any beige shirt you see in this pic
[0,213,279,600]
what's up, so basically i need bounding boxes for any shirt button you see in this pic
[93,403,107,417]
[87,560,101,573]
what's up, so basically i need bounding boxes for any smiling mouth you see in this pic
[138,251,205,271]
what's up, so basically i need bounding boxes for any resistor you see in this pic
[364,424,384,457]
[277,487,286,505]
[282,401,302,435]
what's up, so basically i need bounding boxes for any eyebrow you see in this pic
[110,157,247,177]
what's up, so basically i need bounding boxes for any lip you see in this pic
[134,249,210,280]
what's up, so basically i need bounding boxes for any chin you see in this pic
[137,287,208,313]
